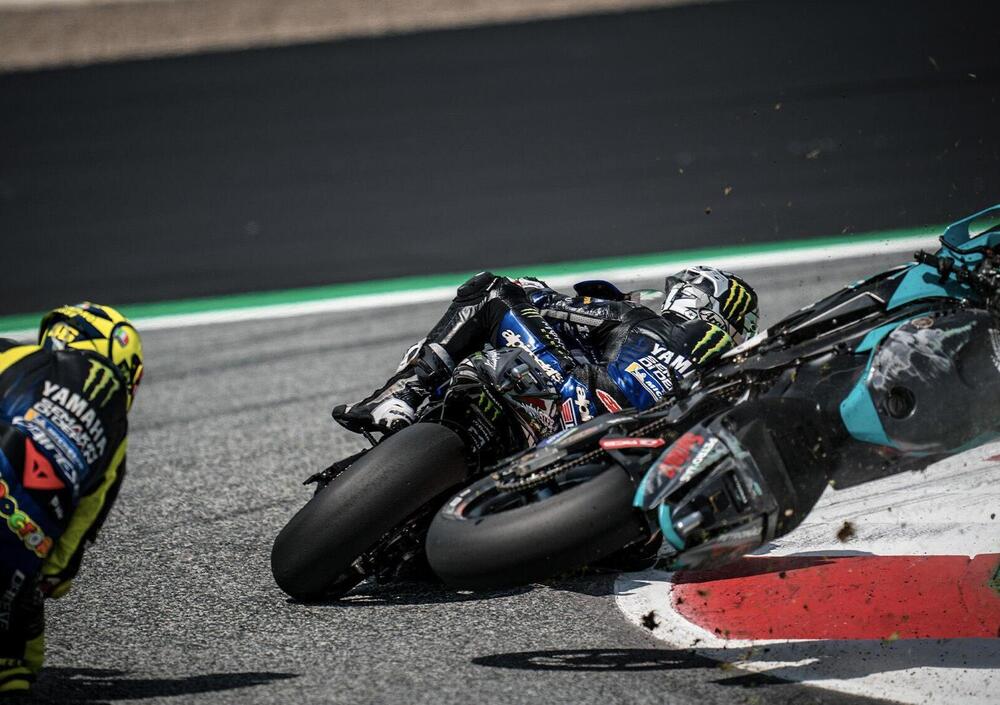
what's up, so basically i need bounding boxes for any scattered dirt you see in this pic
[641,610,659,631]
[837,520,857,542]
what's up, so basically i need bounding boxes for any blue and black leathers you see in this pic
[0,340,129,693]
[334,272,736,435]
[523,280,735,423]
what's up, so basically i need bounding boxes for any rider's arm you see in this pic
[40,439,128,598]
[520,281,638,348]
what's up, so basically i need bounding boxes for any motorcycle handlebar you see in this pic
[914,250,1000,302]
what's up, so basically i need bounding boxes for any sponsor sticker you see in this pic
[625,361,665,401]
[12,415,83,493]
[600,437,666,450]
[596,389,623,413]
[501,329,564,384]
[719,278,754,323]
[31,376,110,466]
[22,438,65,491]
[573,384,593,423]
[561,399,576,427]
[0,570,26,630]
[676,436,720,485]
[656,432,705,479]
[0,479,54,558]
[83,360,121,408]
[476,390,503,423]
[625,341,700,402]
[690,326,732,364]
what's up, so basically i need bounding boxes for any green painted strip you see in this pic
[0,224,941,332]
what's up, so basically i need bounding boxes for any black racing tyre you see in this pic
[271,423,467,601]
[425,463,648,589]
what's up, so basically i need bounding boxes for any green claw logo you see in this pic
[691,325,732,364]
[83,360,121,408]
[722,281,754,319]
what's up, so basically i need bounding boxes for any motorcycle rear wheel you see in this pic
[425,462,648,589]
[271,423,467,601]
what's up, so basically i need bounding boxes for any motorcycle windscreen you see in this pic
[941,203,1000,252]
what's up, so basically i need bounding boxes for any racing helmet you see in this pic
[662,266,759,344]
[39,302,144,410]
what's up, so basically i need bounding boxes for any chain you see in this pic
[493,412,682,492]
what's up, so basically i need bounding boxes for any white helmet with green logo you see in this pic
[662,266,759,344]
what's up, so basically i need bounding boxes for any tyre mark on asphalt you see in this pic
[130,499,300,537]
[131,388,352,431]
[149,331,422,382]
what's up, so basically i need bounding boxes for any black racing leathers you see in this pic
[0,341,129,693]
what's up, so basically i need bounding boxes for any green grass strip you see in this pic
[0,224,941,332]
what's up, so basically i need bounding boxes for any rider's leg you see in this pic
[333,273,575,434]
[0,497,45,695]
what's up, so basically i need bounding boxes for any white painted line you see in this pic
[615,442,1000,705]
[0,233,941,339]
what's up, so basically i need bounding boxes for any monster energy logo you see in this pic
[477,391,502,422]
[84,360,121,407]
[520,308,573,359]
[722,281,753,319]
[691,325,732,364]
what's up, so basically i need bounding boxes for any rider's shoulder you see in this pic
[0,342,46,373]
[677,320,734,363]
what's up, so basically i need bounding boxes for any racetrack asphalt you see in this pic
[2,0,999,314]
[19,252,919,705]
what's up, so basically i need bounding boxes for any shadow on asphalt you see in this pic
[473,648,718,672]
[289,579,532,606]
[698,638,1000,680]
[476,638,1000,685]
[25,668,297,703]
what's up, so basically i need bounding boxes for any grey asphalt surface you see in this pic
[2,0,999,313]
[19,252,918,705]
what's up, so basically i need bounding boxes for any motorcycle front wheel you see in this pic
[425,461,649,589]
[271,423,467,601]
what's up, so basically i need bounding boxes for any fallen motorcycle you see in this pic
[426,205,1000,588]
[271,327,629,600]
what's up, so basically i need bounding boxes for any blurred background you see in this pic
[1,0,998,317]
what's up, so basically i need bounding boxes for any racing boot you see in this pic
[333,342,453,435]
